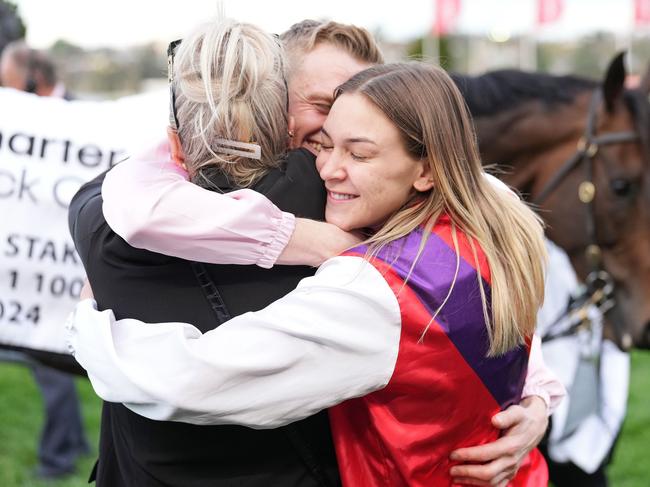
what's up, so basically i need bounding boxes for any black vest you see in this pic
[69,148,340,487]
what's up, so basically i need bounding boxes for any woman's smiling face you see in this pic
[316,93,432,231]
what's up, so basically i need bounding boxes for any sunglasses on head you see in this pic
[167,39,182,131]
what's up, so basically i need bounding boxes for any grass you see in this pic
[0,363,101,487]
[608,350,650,486]
[0,351,649,486]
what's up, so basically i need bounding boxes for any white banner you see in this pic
[0,87,168,354]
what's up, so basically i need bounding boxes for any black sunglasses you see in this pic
[167,39,182,131]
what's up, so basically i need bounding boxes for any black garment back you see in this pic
[69,149,340,487]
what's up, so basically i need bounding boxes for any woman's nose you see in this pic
[318,151,347,181]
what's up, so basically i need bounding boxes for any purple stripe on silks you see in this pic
[350,229,528,410]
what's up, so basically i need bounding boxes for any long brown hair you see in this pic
[335,63,546,356]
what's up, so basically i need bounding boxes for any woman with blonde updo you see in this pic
[169,19,289,187]
[68,17,349,487]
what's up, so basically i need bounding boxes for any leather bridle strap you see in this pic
[532,90,638,206]
[533,89,639,350]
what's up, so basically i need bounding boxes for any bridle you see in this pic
[534,89,639,349]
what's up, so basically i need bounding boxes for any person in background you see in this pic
[0,40,89,480]
[0,40,72,99]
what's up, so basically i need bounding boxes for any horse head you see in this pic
[596,55,650,348]
[531,54,650,349]
[457,54,650,349]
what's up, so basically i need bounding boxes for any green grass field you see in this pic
[1,351,649,486]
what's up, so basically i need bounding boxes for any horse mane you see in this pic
[450,70,597,117]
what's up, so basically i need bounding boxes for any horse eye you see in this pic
[610,178,633,197]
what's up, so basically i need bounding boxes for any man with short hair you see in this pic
[280,20,383,156]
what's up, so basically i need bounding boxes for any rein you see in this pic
[534,89,638,349]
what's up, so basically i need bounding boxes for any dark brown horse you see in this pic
[452,54,650,349]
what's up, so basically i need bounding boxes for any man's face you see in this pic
[0,54,25,90]
[288,43,372,156]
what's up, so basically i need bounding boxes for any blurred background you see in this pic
[4,0,650,98]
[1,1,649,486]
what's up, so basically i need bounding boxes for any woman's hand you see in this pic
[80,279,95,300]
[449,395,548,486]
[277,218,363,267]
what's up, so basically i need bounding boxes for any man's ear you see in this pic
[413,159,434,192]
[287,115,297,149]
[166,126,187,171]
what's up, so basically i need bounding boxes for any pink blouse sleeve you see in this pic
[101,142,295,269]
[522,334,566,415]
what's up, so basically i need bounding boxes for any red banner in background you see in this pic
[537,0,564,26]
[636,0,650,26]
[433,0,461,36]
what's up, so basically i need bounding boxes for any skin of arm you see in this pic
[279,218,363,267]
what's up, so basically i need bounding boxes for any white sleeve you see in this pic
[67,256,401,428]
